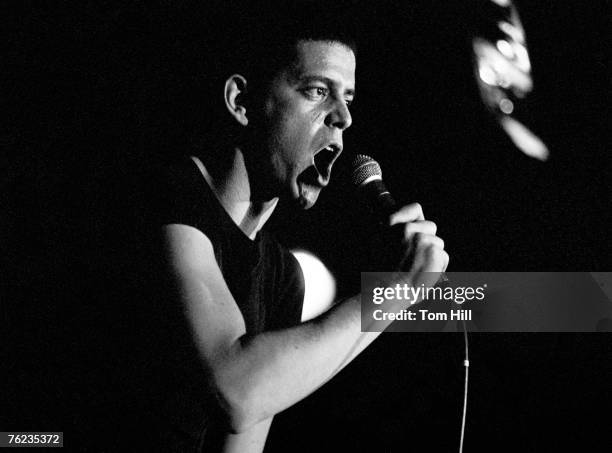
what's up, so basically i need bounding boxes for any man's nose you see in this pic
[325,98,352,130]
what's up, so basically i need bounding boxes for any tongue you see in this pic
[314,151,333,185]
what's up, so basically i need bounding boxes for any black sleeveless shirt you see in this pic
[159,156,304,332]
[153,156,305,451]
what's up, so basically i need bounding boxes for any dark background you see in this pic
[3,1,610,451]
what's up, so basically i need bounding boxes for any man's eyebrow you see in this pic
[296,75,355,97]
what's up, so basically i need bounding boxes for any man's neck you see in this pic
[191,149,278,240]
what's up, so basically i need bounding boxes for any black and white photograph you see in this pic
[2,1,610,451]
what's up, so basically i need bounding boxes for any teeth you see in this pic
[318,145,338,155]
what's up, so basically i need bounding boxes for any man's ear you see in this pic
[224,74,249,126]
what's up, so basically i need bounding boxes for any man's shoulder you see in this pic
[159,155,202,194]
[153,156,221,232]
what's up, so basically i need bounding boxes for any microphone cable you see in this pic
[459,318,470,453]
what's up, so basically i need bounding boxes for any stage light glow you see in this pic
[491,0,511,7]
[498,21,525,43]
[499,116,549,161]
[496,39,514,59]
[499,98,514,114]
[291,249,337,321]
[513,43,531,72]
[478,64,498,86]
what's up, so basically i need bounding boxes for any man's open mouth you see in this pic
[313,144,342,186]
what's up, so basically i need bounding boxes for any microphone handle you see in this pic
[363,179,397,222]
[364,180,449,282]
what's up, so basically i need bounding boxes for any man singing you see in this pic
[151,4,448,451]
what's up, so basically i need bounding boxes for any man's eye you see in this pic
[302,87,329,100]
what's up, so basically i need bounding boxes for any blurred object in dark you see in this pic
[472,0,549,161]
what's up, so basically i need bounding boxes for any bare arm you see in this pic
[161,203,448,433]
[163,223,369,432]
[216,418,274,453]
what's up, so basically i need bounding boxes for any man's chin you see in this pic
[297,198,316,209]
[297,184,320,209]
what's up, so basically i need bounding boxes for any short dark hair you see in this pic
[221,2,358,90]
[136,1,359,160]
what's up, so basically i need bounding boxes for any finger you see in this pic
[399,233,444,270]
[422,247,449,273]
[412,233,444,251]
[389,203,424,226]
[404,220,437,241]
[406,242,448,274]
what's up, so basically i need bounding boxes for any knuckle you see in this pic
[429,221,437,235]
[413,202,423,217]
[441,251,450,270]
[425,242,445,259]
[390,206,411,225]
[430,248,449,270]
[404,222,416,236]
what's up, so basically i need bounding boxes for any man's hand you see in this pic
[388,202,449,288]
[359,202,450,334]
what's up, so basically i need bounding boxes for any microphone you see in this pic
[350,154,397,221]
[351,154,449,281]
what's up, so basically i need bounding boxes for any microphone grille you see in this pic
[351,154,382,187]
